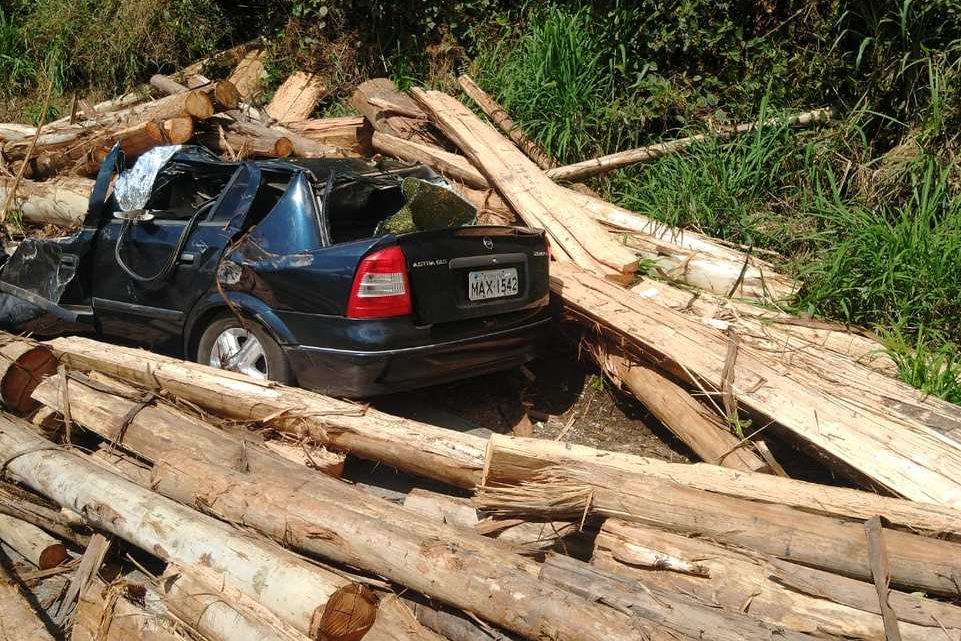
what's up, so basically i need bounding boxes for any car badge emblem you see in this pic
[483,237,494,250]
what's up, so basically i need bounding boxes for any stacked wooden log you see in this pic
[0,50,363,228]
[0,330,956,641]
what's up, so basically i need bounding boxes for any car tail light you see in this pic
[347,245,412,318]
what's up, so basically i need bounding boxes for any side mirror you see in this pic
[113,209,155,222]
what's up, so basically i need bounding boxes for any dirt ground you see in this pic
[372,331,693,463]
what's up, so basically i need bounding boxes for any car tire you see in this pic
[196,313,294,385]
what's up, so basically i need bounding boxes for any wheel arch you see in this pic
[184,292,297,359]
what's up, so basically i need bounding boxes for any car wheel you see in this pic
[196,314,294,385]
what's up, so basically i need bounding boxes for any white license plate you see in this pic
[468,268,519,301]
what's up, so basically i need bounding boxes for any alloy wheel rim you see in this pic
[209,327,268,380]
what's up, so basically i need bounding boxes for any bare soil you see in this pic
[371,332,693,463]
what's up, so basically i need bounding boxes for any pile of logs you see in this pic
[1,332,960,641]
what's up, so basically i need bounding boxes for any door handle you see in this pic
[178,252,196,265]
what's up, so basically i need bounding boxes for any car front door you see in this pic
[91,162,262,351]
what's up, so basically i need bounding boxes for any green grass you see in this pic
[473,7,623,163]
[0,0,229,98]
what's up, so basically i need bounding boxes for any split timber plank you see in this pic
[411,88,637,277]
[548,262,961,506]
[265,72,327,123]
[371,105,796,299]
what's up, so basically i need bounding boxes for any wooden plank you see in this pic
[412,88,637,276]
[865,517,903,641]
[265,72,326,123]
[548,262,961,506]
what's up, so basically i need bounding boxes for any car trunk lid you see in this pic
[396,225,550,325]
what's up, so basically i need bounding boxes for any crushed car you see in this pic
[0,144,551,396]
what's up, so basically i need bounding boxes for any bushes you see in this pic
[798,159,961,343]
[1,0,229,95]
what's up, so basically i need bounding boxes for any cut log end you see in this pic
[183,91,215,120]
[38,542,69,570]
[160,117,195,144]
[0,344,58,412]
[311,583,378,641]
[274,137,295,158]
[213,81,241,111]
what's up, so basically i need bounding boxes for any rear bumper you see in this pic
[285,315,550,397]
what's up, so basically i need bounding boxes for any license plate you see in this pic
[468,268,519,301]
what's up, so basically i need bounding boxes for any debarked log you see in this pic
[46,334,488,488]
[0,414,375,639]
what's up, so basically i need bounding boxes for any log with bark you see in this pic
[0,560,56,641]
[573,191,797,299]
[350,79,445,148]
[159,565,310,641]
[411,88,638,278]
[539,552,820,641]
[31,369,345,482]
[266,72,327,123]
[0,176,92,226]
[79,398,654,641]
[372,131,488,189]
[548,262,961,506]
[0,513,69,569]
[195,126,294,158]
[0,415,377,640]
[402,488,583,555]
[0,484,90,548]
[546,108,835,182]
[603,352,768,472]
[476,461,961,596]
[481,433,961,537]
[4,83,237,177]
[45,89,154,129]
[47,334,488,488]
[213,113,355,158]
[286,116,374,154]
[593,519,961,641]
[84,116,194,170]
[457,74,557,170]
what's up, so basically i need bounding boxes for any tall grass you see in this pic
[797,158,961,343]
[1,0,228,96]
[474,8,622,163]
[607,108,806,254]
